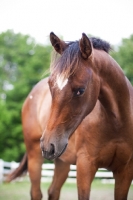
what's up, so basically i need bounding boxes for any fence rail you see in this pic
[0,159,114,183]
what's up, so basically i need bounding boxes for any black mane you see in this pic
[90,37,111,53]
[67,37,111,53]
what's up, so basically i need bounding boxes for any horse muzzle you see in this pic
[40,137,68,160]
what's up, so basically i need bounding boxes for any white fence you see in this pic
[0,159,114,184]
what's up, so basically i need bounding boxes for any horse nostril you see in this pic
[50,144,55,155]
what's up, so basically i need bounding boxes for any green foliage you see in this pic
[0,30,52,161]
[111,34,133,85]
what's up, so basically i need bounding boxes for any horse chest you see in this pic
[96,140,133,170]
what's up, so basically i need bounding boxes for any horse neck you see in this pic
[95,51,131,121]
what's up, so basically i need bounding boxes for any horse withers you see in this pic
[40,32,133,200]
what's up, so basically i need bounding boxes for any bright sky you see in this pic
[0,0,133,46]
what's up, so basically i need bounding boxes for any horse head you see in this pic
[40,32,101,160]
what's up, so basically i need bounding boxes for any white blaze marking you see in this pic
[56,75,68,90]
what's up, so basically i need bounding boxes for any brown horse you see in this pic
[7,35,112,200]
[7,77,77,200]
[40,32,133,200]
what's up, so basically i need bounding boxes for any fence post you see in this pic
[0,159,4,183]
[10,161,19,172]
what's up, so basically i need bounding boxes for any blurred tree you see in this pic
[111,34,133,85]
[0,30,51,161]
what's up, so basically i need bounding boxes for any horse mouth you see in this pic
[41,143,68,160]
[57,143,68,158]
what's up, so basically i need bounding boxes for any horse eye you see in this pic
[74,88,85,96]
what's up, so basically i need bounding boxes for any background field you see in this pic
[0,180,133,200]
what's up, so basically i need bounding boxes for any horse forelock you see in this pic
[50,41,80,86]
[50,37,111,86]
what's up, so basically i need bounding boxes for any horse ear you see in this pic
[50,32,67,54]
[79,33,93,59]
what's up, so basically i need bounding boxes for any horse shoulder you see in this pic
[22,78,51,140]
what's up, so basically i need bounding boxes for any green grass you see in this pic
[0,180,133,200]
